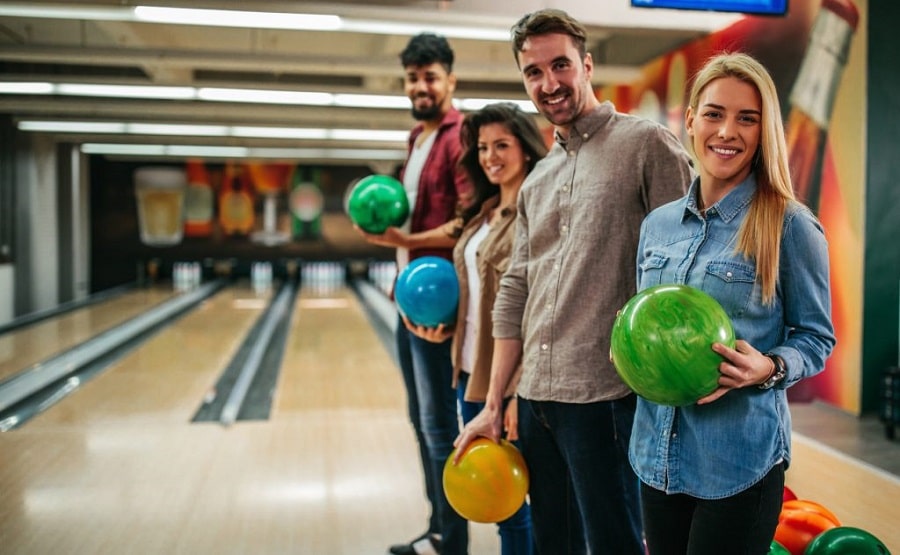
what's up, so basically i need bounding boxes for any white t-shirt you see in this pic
[397,131,437,270]
[460,219,490,374]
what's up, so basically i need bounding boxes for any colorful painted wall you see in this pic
[600,0,867,413]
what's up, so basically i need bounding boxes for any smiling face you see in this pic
[404,62,456,122]
[517,32,596,134]
[477,122,528,189]
[685,76,762,192]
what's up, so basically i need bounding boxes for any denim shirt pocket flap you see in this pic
[705,261,755,284]
[638,254,668,287]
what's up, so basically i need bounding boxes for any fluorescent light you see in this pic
[231,127,329,140]
[340,19,510,41]
[0,5,132,20]
[333,94,411,110]
[18,121,126,133]
[0,82,54,94]
[457,98,538,113]
[126,123,229,136]
[2,81,531,112]
[79,143,407,161]
[17,120,410,143]
[81,143,167,156]
[330,129,409,142]
[197,88,333,105]
[167,145,249,157]
[57,83,196,99]
[133,6,342,31]
[0,4,511,41]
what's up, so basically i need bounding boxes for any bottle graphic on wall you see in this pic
[183,159,214,238]
[219,170,255,236]
[290,166,324,240]
[785,0,859,214]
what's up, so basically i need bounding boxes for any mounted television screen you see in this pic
[631,0,788,16]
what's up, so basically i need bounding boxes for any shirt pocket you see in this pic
[701,261,756,318]
[638,254,669,288]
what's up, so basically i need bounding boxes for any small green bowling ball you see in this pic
[610,283,735,406]
[347,174,409,234]
[804,526,891,555]
[770,540,791,555]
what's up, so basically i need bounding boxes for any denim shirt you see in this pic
[628,174,836,499]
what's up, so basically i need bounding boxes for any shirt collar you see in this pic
[682,173,758,223]
[553,101,615,146]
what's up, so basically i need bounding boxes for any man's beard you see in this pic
[410,94,443,121]
[411,104,443,121]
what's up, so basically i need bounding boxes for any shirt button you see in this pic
[553,263,560,270]
[561,225,569,234]
[561,185,569,193]
[726,271,733,278]
[568,150,575,157]
[546,302,552,309]
[541,343,549,351]
[582,133,589,140]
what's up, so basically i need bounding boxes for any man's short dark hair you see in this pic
[400,33,455,73]
[510,9,588,66]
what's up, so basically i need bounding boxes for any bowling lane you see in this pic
[0,282,501,554]
[24,284,270,428]
[274,286,404,414]
[0,287,178,382]
[270,285,500,553]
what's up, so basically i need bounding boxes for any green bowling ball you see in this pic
[610,283,735,406]
[770,540,791,555]
[347,174,409,234]
[803,526,891,555]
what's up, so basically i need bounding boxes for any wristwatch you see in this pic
[759,353,787,390]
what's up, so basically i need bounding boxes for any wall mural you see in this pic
[600,0,867,413]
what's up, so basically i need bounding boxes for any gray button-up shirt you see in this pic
[492,101,693,403]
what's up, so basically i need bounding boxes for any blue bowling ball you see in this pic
[395,256,459,327]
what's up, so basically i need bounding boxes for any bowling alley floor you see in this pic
[1,283,898,554]
[789,400,900,477]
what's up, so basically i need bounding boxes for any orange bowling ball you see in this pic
[774,499,842,555]
[443,438,529,523]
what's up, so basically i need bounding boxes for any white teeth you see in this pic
[712,147,738,155]
[545,96,565,105]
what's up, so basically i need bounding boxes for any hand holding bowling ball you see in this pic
[346,174,409,234]
[394,256,458,327]
[610,283,735,406]
[443,438,529,523]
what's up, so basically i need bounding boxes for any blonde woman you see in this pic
[628,52,836,554]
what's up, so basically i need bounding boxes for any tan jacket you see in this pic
[450,195,521,402]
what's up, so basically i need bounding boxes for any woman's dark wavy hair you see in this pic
[456,102,549,228]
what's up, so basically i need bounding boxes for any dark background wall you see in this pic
[862,1,900,412]
[88,156,394,291]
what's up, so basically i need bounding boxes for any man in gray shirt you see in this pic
[454,9,693,554]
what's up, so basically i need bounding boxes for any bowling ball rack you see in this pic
[881,366,899,440]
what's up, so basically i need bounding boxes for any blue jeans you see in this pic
[518,395,643,555]
[457,372,534,555]
[396,316,468,554]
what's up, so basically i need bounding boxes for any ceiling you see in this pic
[0,0,741,164]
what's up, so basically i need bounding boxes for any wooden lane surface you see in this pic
[786,433,900,552]
[0,285,499,554]
[0,287,177,382]
[19,285,270,428]
[272,286,499,553]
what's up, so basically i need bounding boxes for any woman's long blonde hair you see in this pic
[686,52,795,305]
